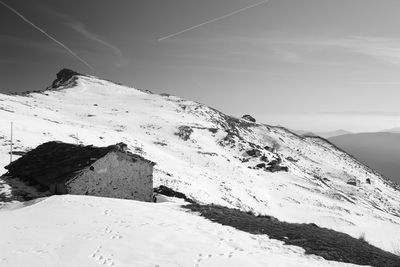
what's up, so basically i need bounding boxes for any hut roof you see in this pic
[4,141,154,187]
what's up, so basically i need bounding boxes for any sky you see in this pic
[1,0,400,132]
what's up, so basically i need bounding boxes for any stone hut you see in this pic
[4,141,155,202]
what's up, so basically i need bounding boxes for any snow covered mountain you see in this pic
[0,69,399,259]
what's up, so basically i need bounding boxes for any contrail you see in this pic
[0,0,94,70]
[158,0,269,41]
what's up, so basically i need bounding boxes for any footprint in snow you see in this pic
[103,210,112,216]
[103,226,123,240]
[111,234,122,240]
[89,247,115,266]
[194,253,214,266]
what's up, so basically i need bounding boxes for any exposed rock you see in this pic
[366,178,371,184]
[266,165,288,172]
[197,151,218,156]
[175,126,193,141]
[280,166,289,172]
[244,149,262,157]
[153,141,167,146]
[347,179,358,186]
[50,68,81,89]
[264,145,274,152]
[286,156,298,162]
[207,128,218,134]
[255,163,266,169]
[265,158,288,172]
[241,114,256,123]
[154,185,195,203]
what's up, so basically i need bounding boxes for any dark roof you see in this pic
[5,141,154,187]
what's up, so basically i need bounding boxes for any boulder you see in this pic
[265,158,288,172]
[286,156,298,162]
[264,145,274,152]
[347,179,358,186]
[255,163,266,169]
[245,149,262,157]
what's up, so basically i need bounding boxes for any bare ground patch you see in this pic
[185,203,400,267]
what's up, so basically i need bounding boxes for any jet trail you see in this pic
[0,0,94,70]
[158,0,268,41]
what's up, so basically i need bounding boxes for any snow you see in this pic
[0,73,399,262]
[0,195,359,267]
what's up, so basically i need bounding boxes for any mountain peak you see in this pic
[49,68,83,89]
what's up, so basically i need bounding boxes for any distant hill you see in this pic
[316,129,352,139]
[329,132,400,184]
[381,127,400,133]
[292,129,352,139]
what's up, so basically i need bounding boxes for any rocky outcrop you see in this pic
[49,68,81,89]
[253,157,289,172]
[241,114,256,123]
[347,178,358,186]
[255,163,266,169]
[266,162,289,172]
[286,156,298,162]
[244,148,262,157]
[175,126,193,141]
[154,185,195,203]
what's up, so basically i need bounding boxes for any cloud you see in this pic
[258,111,400,132]
[351,81,400,86]
[270,47,302,62]
[200,34,400,67]
[347,36,400,65]
[262,35,400,66]
[158,0,269,41]
[41,6,126,68]
[0,0,94,70]
[67,21,127,68]
[304,111,400,117]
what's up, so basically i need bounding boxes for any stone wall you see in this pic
[66,152,153,201]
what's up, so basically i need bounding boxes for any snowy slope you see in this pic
[0,70,399,254]
[0,195,359,267]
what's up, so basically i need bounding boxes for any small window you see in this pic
[89,166,95,171]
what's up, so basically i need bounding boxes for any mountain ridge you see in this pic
[0,69,399,254]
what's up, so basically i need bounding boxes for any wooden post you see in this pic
[10,122,13,164]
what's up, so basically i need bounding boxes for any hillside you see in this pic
[0,69,399,257]
[329,132,400,184]
[0,195,366,267]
